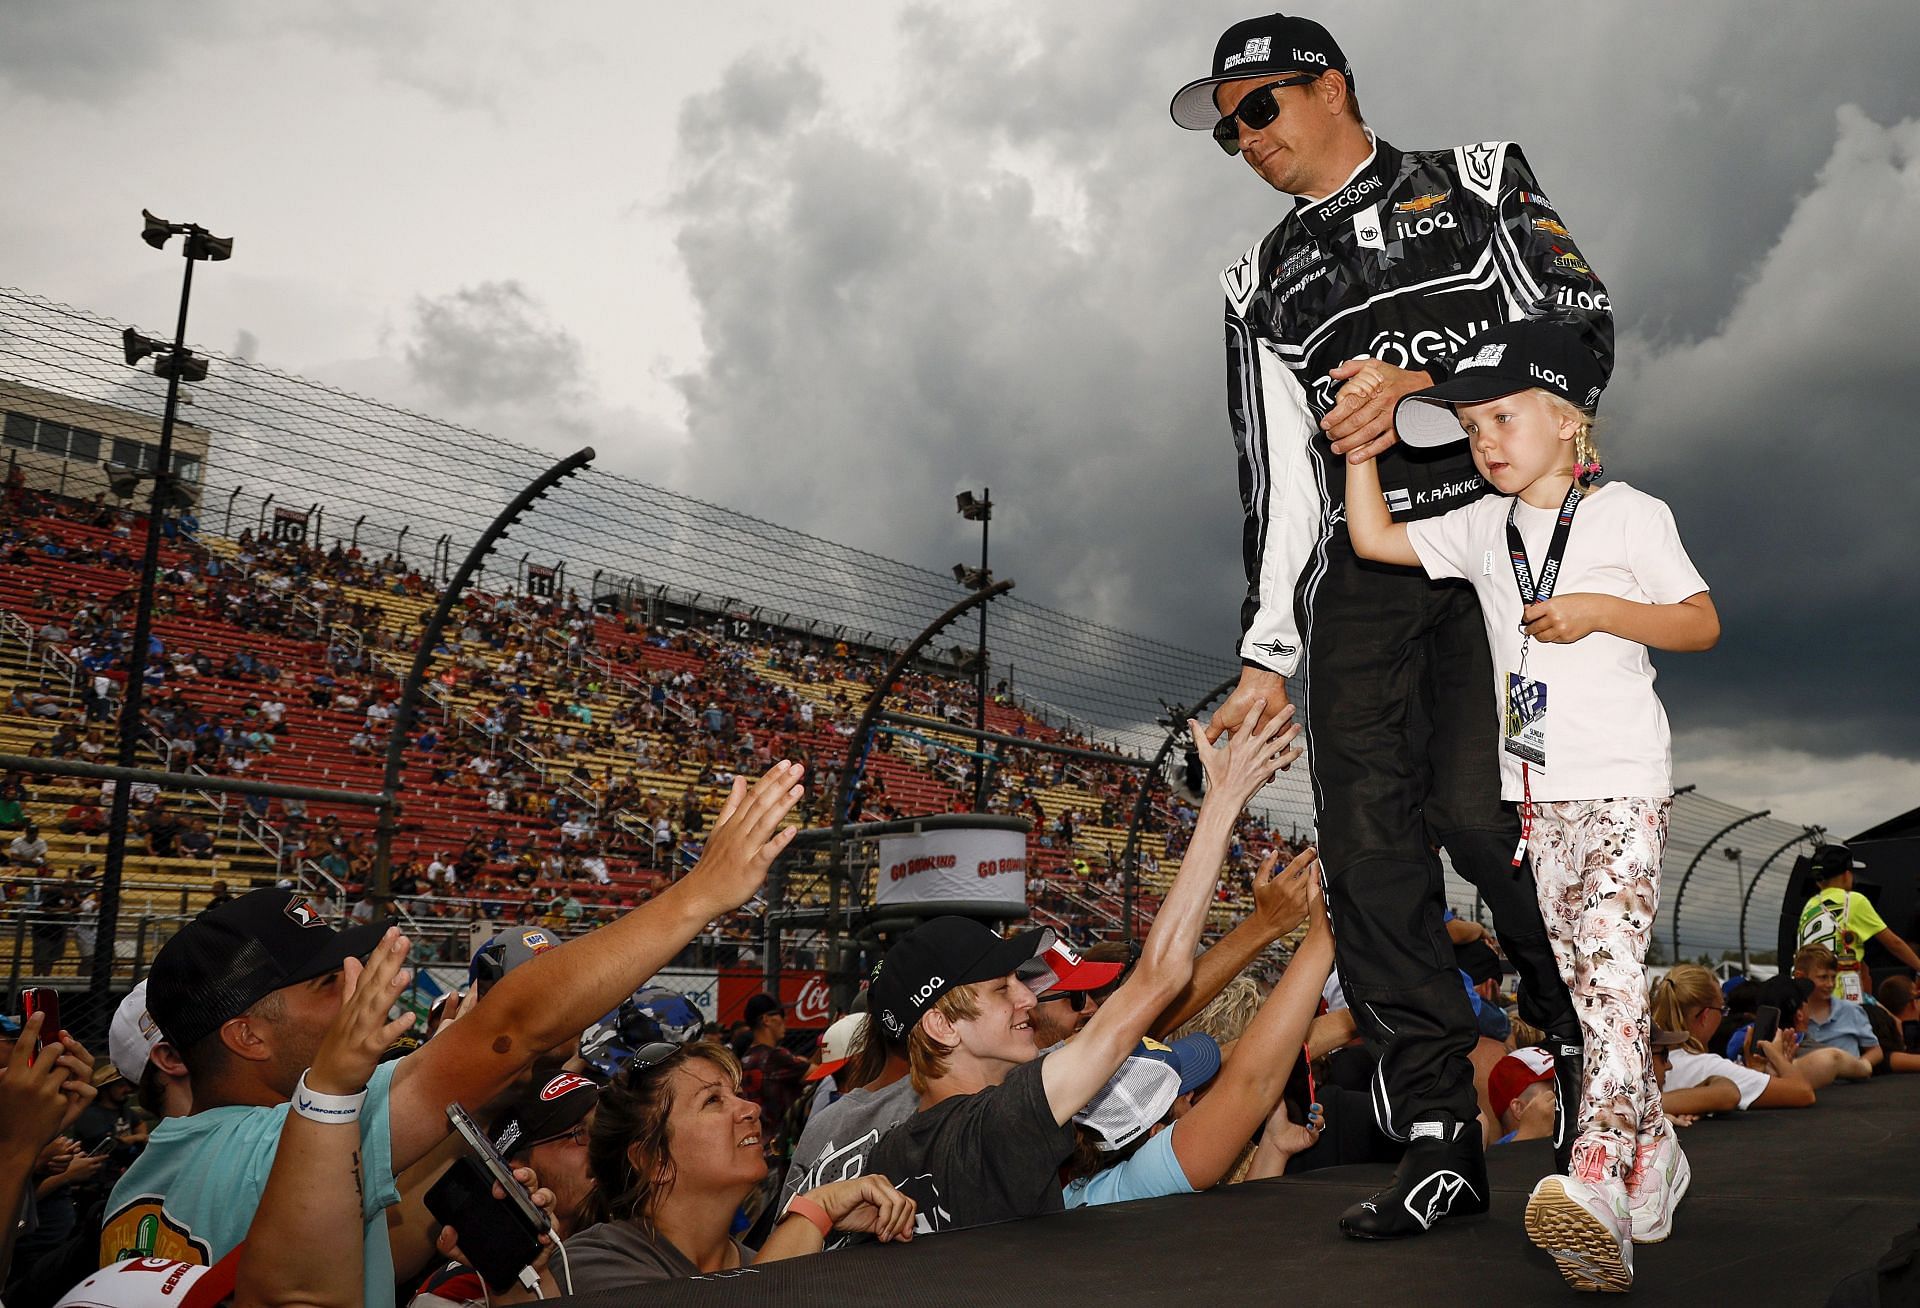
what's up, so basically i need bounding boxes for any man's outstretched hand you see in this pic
[1205,665,1293,747]
[684,760,805,914]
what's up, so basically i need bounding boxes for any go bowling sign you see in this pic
[874,824,1028,913]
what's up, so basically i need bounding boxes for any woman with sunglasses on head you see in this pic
[1648,966,1815,1111]
[564,1041,915,1291]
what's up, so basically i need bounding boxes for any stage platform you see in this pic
[567,1075,1920,1306]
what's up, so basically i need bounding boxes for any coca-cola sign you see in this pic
[716,968,832,1030]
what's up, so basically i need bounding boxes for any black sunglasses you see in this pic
[622,1041,683,1079]
[1036,990,1090,1013]
[1213,74,1321,155]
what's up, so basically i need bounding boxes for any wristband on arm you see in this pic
[783,1195,833,1238]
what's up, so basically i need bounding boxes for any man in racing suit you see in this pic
[1171,15,1609,1239]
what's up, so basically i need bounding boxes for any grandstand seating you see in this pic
[2,488,1290,983]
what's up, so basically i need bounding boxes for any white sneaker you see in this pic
[1525,1174,1634,1293]
[1626,1122,1691,1245]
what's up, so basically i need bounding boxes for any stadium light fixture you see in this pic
[102,463,143,499]
[141,208,234,261]
[951,564,993,589]
[123,325,210,381]
[956,489,993,522]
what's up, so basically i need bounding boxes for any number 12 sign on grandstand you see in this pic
[873,823,1028,917]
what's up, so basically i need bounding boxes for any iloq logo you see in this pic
[909,976,945,1006]
[1529,363,1568,389]
[1394,212,1458,241]
[1292,48,1328,65]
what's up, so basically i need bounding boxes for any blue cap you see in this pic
[1135,1033,1222,1095]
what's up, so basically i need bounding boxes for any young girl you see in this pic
[1343,319,1719,1294]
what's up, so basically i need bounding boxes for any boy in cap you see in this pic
[105,762,804,1308]
[1797,844,1920,1003]
[862,707,1299,1233]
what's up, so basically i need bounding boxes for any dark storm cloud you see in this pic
[404,281,586,409]
[664,1,1920,770]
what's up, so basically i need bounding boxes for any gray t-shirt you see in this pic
[778,1077,918,1210]
[562,1218,752,1293]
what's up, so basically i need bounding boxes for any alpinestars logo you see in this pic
[1462,142,1499,192]
[1403,1170,1478,1229]
[283,897,323,928]
[1253,639,1297,659]
[1223,36,1271,70]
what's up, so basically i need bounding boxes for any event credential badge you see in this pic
[1503,672,1547,767]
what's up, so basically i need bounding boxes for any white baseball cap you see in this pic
[56,1257,234,1308]
[108,980,165,1085]
[805,1013,866,1083]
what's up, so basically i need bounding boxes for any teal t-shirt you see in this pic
[103,1061,403,1307]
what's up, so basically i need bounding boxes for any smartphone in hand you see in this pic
[1751,1004,1780,1050]
[20,987,60,1064]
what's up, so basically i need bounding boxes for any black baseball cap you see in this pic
[490,1071,599,1160]
[1809,843,1865,882]
[743,993,784,1027]
[147,887,383,1051]
[867,916,1053,1044]
[1170,14,1353,130]
[1394,319,1607,449]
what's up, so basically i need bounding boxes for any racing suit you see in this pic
[1222,136,1610,1137]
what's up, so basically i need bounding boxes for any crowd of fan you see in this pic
[2,738,1918,1305]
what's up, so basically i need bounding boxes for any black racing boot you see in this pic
[1339,1119,1490,1240]
[1549,1041,1584,1177]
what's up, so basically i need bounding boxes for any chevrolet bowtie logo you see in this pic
[1403,1170,1478,1229]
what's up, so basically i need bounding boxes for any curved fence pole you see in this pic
[369,448,595,921]
[1671,806,1770,966]
[1119,676,1237,945]
[1740,825,1823,969]
[818,580,1014,1007]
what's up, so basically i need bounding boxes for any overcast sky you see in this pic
[4,1,1917,838]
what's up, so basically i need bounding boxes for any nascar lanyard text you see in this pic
[1506,481,1582,869]
[1505,482,1584,674]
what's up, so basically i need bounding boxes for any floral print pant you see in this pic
[1528,796,1670,1188]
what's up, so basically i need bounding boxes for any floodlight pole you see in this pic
[90,245,201,1014]
[972,489,990,811]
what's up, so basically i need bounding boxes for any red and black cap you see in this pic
[147,887,383,1051]
[867,916,1053,1044]
[490,1072,599,1160]
[1170,14,1353,130]
[1394,319,1607,448]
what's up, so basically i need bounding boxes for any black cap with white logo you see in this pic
[1170,14,1353,130]
[147,887,384,1051]
[866,916,1053,1044]
[1394,319,1607,448]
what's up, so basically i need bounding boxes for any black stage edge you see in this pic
[559,1076,1920,1307]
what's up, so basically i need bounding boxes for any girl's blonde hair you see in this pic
[1649,964,1722,1053]
[1542,393,1604,489]
[1171,974,1263,1046]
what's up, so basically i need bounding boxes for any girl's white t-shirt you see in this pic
[1406,481,1708,803]
[1664,1048,1771,1109]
